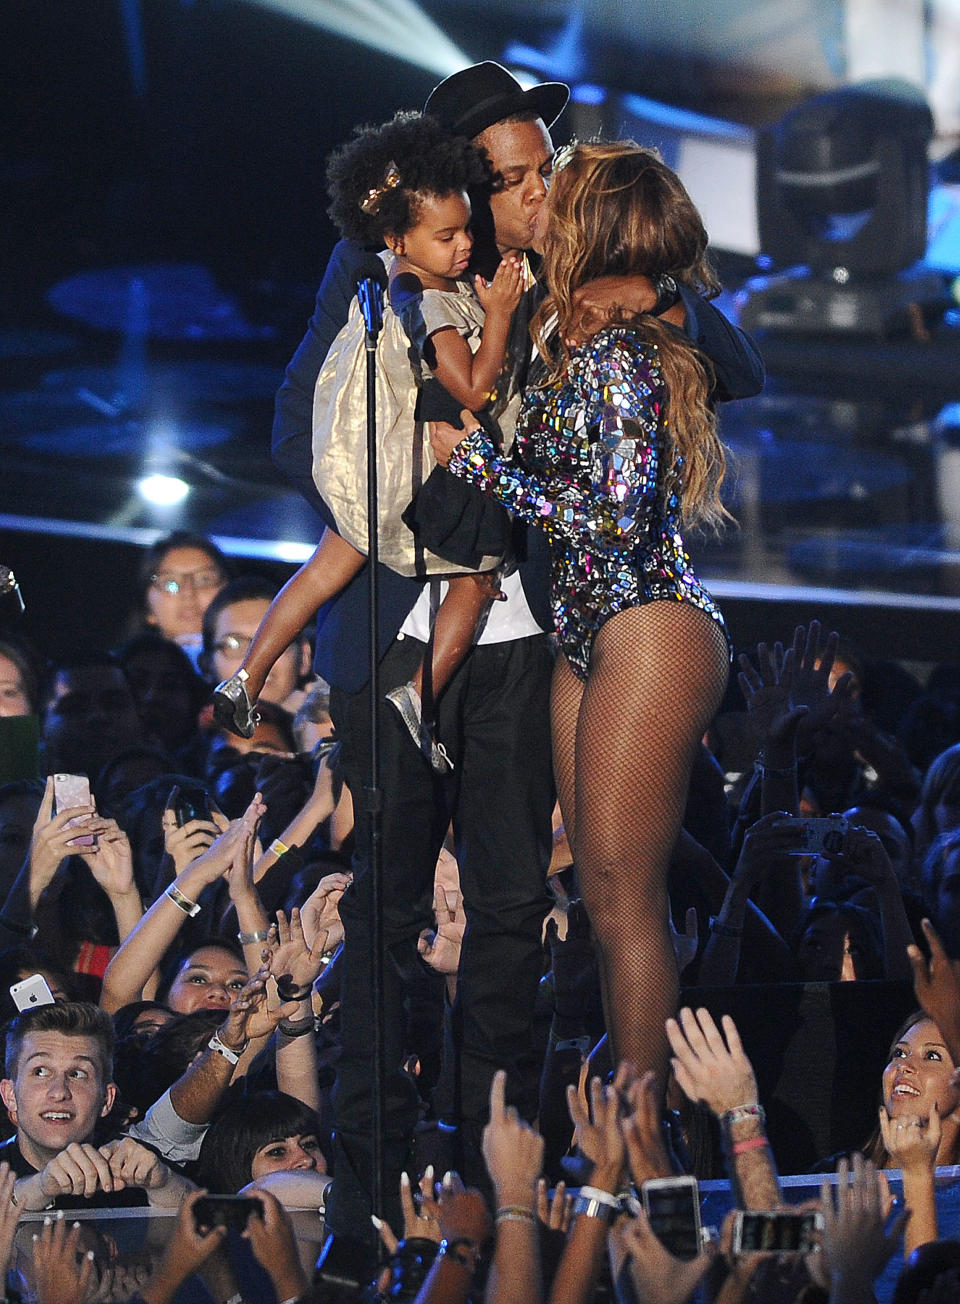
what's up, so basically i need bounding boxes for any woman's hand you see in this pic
[267,907,327,995]
[565,1069,626,1192]
[429,411,480,468]
[536,1178,572,1234]
[666,1007,758,1117]
[242,1188,308,1303]
[816,1154,906,1293]
[28,776,96,899]
[299,872,350,953]
[31,1214,95,1304]
[609,1208,714,1304]
[78,818,137,900]
[879,1102,941,1174]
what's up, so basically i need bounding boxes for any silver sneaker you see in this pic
[212,670,260,740]
[385,682,453,775]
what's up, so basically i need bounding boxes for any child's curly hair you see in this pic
[327,110,492,245]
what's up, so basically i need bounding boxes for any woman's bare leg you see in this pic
[573,602,729,1080]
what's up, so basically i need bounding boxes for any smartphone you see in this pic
[192,1194,264,1233]
[173,787,212,828]
[10,974,56,1012]
[52,772,95,847]
[782,816,848,856]
[732,1209,823,1255]
[641,1176,702,1261]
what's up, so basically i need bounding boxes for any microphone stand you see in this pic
[357,276,386,1229]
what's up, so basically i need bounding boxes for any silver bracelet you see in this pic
[165,884,200,917]
[237,928,270,945]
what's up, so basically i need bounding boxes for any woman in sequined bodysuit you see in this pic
[432,142,733,1083]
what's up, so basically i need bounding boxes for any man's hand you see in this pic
[565,1068,626,1191]
[817,1153,906,1292]
[141,1190,227,1304]
[418,884,466,976]
[39,1142,115,1200]
[666,1007,759,1118]
[99,1136,171,1190]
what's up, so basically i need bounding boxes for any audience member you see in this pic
[131,531,231,670]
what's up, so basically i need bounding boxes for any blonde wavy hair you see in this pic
[531,140,732,530]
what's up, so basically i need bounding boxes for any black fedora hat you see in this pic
[425,61,569,141]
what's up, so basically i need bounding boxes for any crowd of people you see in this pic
[1,55,960,1304]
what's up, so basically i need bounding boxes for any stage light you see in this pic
[243,0,469,77]
[138,474,190,507]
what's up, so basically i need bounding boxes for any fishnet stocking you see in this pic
[552,601,729,1080]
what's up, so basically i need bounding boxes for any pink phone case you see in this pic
[53,773,95,846]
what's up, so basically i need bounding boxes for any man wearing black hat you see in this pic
[272,62,763,1250]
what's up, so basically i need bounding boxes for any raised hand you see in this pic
[817,1153,906,1292]
[78,818,137,899]
[32,1214,95,1304]
[907,919,960,1064]
[242,1188,308,1303]
[475,256,524,317]
[418,883,466,977]
[28,776,97,903]
[482,1068,544,1206]
[669,906,699,977]
[609,1207,714,1304]
[621,1069,673,1187]
[565,1069,626,1191]
[299,871,351,953]
[267,907,327,995]
[666,1008,758,1118]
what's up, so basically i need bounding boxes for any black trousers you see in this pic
[325,630,554,1236]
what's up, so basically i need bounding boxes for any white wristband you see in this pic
[208,1032,244,1065]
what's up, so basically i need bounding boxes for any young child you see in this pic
[213,112,524,772]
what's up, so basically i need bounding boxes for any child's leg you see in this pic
[413,572,500,702]
[386,572,500,774]
[214,528,364,738]
[239,528,366,696]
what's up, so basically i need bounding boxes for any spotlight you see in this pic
[138,474,189,506]
[243,0,468,77]
[739,79,947,337]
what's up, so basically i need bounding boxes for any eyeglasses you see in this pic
[213,633,252,657]
[151,569,223,596]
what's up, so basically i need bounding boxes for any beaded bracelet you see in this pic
[722,1104,766,1127]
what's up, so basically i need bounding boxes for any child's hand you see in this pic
[475,257,524,316]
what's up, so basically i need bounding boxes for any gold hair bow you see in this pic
[359,162,402,215]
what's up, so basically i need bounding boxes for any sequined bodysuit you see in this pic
[447,325,727,681]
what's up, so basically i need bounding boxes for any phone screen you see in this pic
[736,1210,821,1254]
[643,1180,701,1260]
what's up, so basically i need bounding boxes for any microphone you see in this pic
[357,277,384,341]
